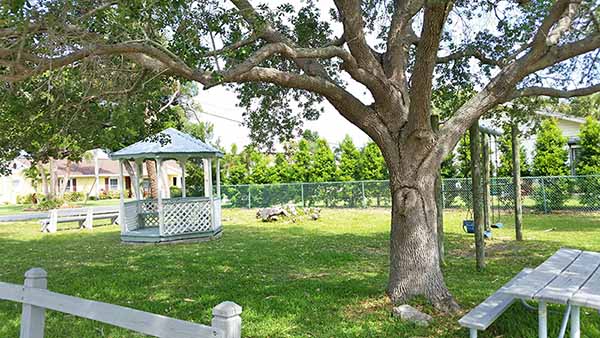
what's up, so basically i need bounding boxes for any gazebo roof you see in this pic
[110,128,223,160]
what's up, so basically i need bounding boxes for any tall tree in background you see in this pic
[577,116,600,207]
[533,119,569,176]
[577,116,600,174]
[222,144,248,185]
[291,139,313,183]
[359,142,387,181]
[337,135,361,181]
[497,132,530,177]
[556,93,600,118]
[456,135,471,178]
[311,138,337,182]
[3,0,600,310]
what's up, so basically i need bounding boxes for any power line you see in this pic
[197,110,244,124]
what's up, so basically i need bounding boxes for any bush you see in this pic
[579,176,600,209]
[170,186,182,198]
[36,198,63,211]
[532,177,570,212]
[17,193,43,205]
[63,192,84,202]
[99,191,121,199]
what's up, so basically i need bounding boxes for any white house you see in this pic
[524,111,586,175]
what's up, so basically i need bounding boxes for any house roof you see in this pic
[535,110,586,124]
[55,159,181,177]
[110,128,223,160]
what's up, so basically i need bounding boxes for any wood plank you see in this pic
[535,251,600,304]
[459,268,532,330]
[0,281,24,302]
[19,287,223,338]
[501,248,582,299]
[571,259,600,309]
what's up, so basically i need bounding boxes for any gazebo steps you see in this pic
[121,227,222,244]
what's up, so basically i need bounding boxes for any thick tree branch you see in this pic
[229,67,385,142]
[204,42,358,88]
[385,0,423,81]
[203,33,259,57]
[546,1,581,46]
[510,83,600,99]
[408,1,451,133]
[229,0,328,78]
[333,0,386,77]
[529,32,600,72]
[437,48,504,67]
[0,42,196,82]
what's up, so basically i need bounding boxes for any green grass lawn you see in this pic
[1,209,600,337]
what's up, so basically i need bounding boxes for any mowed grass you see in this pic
[1,209,600,337]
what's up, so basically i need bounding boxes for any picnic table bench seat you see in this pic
[40,207,119,233]
[459,268,532,338]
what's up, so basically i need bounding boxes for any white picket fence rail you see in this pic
[0,268,242,338]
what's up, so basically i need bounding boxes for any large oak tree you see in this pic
[2,0,600,311]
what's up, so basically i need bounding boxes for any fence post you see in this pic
[541,177,548,213]
[212,301,242,338]
[20,268,47,338]
[247,187,251,209]
[361,181,366,208]
[301,183,305,207]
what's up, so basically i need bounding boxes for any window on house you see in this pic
[62,178,77,192]
[109,178,119,191]
[172,177,177,187]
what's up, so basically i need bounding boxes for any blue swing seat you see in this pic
[463,220,492,239]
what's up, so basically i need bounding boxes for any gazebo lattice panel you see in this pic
[163,198,213,235]
[122,202,139,231]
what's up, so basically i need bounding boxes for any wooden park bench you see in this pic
[459,268,532,338]
[40,207,119,233]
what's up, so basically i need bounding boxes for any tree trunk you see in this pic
[59,159,72,197]
[146,160,158,199]
[482,134,491,232]
[49,158,57,199]
[386,159,458,312]
[38,161,49,197]
[431,114,444,266]
[511,123,523,241]
[123,161,138,199]
[470,123,486,271]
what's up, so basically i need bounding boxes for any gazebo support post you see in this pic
[134,160,143,201]
[204,158,214,232]
[156,158,165,236]
[216,159,221,198]
[179,158,187,198]
[204,158,213,198]
[118,160,126,234]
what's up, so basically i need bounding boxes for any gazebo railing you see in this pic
[122,197,221,236]
[163,197,213,235]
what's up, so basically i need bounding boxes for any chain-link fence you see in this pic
[221,175,600,213]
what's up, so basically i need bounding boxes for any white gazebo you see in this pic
[110,128,223,243]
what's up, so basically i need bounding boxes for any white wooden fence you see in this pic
[0,268,242,338]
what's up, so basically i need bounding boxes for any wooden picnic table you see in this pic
[501,248,600,338]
